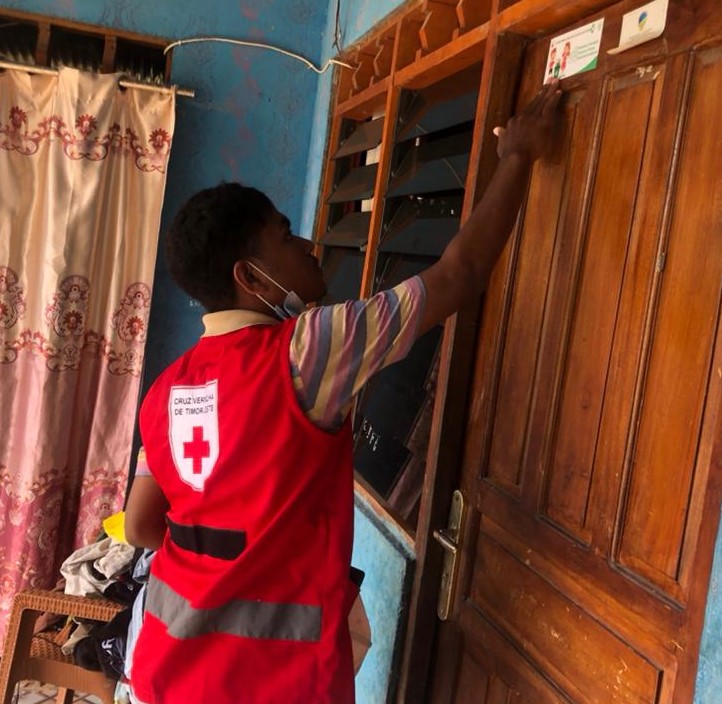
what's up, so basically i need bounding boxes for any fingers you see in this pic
[494,78,562,158]
[523,86,547,115]
[526,79,561,116]
[541,83,563,117]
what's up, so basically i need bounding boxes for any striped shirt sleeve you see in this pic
[135,446,151,477]
[290,276,426,431]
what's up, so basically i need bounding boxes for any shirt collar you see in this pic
[202,309,279,337]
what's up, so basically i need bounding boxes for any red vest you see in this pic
[131,320,356,704]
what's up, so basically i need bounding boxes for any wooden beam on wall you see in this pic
[102,35,117,73]
[359,22,404,299]
[336,77,389,120]
[497,0,619,35]
[395,21,488,89]
[312,73,345,256]
[0,6,169,47]
[35,21,50,66]
[456,0,492,32]
[419,0,459,53]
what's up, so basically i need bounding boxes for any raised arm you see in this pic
[417,79,563,335]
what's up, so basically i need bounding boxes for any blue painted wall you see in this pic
[0,0,327,379]
[695,513,722,702]
[353,495,414,704]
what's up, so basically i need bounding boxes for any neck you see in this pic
[230,291,279,316]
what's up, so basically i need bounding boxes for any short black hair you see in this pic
[165,183,276,311]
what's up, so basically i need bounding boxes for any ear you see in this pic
[233,260,266,296]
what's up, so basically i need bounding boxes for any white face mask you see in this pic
[245,261,306,320]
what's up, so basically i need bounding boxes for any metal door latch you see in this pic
[432,489,465,621]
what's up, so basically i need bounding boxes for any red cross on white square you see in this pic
[183,426,210,474]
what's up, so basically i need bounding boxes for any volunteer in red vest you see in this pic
[124,80,562,704]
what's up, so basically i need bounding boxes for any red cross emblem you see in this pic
[183,426,210,474]
[170,380,219,491]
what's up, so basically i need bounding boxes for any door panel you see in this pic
[617,44,722,595]
[429,2,722,702]
[485,87,591,495]
[543,71,659,541]
[473,534,662,703]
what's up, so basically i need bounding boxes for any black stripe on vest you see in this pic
[146,575,322,642]
[350,566,365,588]
[166,517,246,560]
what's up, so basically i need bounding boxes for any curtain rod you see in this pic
[0,59,195,98]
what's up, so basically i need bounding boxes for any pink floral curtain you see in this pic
[0,67,174,645]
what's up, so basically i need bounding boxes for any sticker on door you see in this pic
[544,19,605,84]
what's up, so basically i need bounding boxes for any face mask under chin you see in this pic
[245,261,306,320]
[269,289,305,320]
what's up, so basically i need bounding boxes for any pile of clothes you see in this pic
[43,514,153,704]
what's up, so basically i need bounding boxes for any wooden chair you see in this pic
[0,588,125,704]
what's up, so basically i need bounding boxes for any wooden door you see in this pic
[428,2,722,702]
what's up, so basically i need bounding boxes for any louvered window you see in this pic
[320,114,384,303]
[0,16,37,64]
[314,0,492,537]
[352,65,479,523]
[0,10,169,84]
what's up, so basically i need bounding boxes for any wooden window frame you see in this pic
[314,0,495,547]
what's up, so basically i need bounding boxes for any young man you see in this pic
[125,80,562,704]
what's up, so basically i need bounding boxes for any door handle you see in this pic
[433,528,458,554]
[433,489,465,621]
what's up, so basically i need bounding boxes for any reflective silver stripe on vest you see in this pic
[147,575,322,642]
